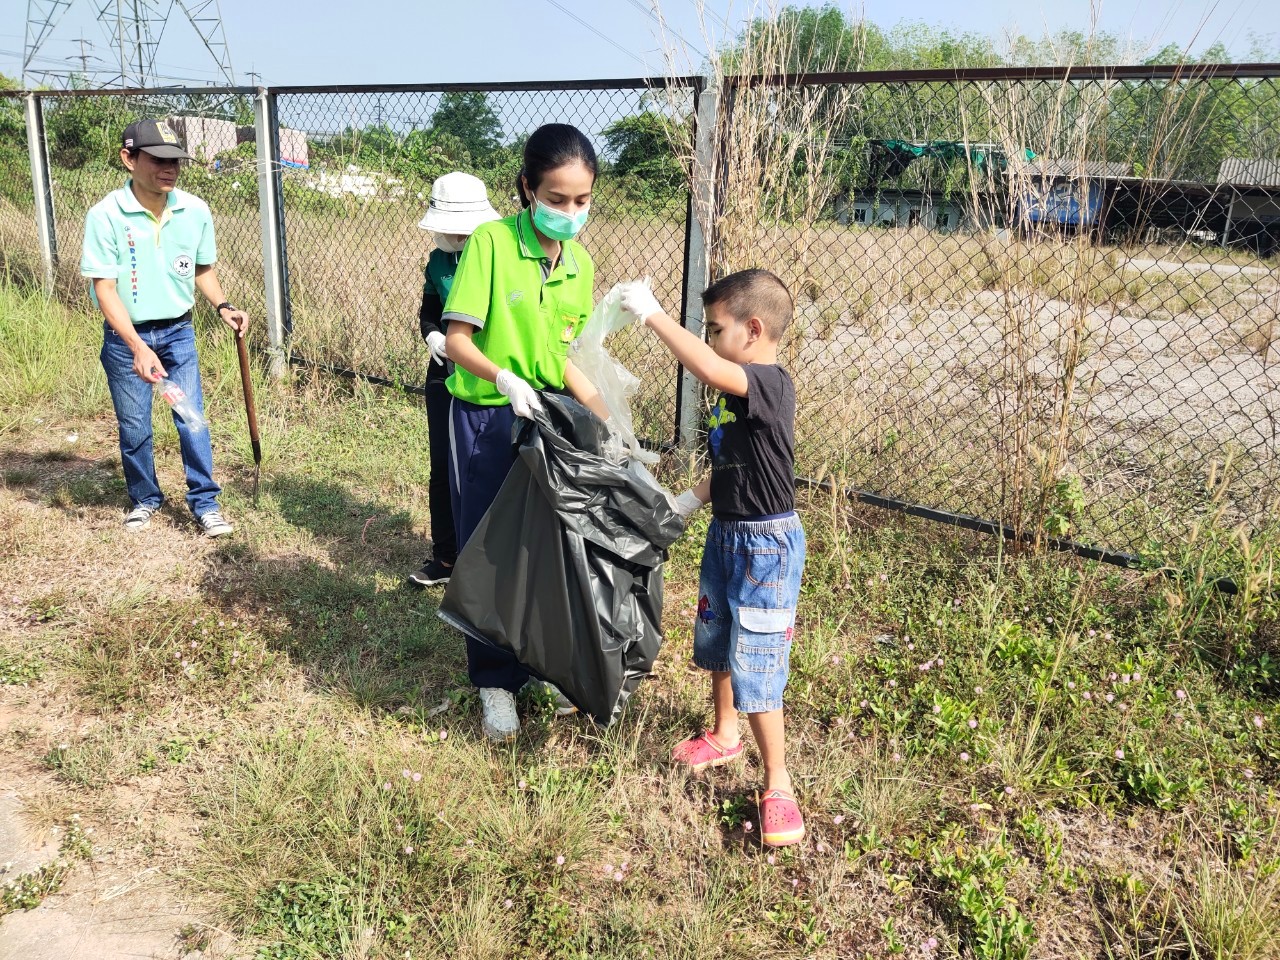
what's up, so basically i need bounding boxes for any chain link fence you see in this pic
[270,80,695,446]
[6,67,1278,562]
[0,92,41,284]
[713,66,1279,556]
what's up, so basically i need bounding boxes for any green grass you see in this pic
[0,277,1277,958]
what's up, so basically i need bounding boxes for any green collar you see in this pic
[514,208,579,277]
[116,179,187,216]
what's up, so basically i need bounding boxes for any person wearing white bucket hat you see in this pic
[407,172,500,590]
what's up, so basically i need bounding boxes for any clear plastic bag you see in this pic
[570,283,659,464]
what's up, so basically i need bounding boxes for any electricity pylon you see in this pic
[23,0,236,88]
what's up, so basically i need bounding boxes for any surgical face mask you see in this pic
[433,233,465,253]
[531,196,589,241]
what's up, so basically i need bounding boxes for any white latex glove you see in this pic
[672,489,706,522]
[619,279,663,325]
[426,330,448,365]
[495,368,544,419]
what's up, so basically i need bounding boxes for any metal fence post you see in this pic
[24,93,58,290]
[254,87,289,377]
[676,74,720,457]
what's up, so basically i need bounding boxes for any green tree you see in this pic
[430,92,502,160]
[0,75,29,206]
[602,111,686,199]
[43,95,137,170]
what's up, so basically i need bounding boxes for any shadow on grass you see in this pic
[1,444,695,751]
[191,471,588,749]
[0,446,127,510]
[0,444,233,533]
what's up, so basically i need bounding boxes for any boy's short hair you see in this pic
[701,269,793,341]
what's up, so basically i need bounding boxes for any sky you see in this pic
[2,0,1277,88]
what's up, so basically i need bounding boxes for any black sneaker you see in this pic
[407,558,453,588]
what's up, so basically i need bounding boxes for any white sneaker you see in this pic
[478,688,520,741]
[197,510,234,538]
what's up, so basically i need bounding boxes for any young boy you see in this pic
[621,269,807,847]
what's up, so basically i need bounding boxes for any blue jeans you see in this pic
[100,319,221,517]
[693,513,806,713]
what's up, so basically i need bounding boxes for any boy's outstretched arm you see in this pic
[620,285,749,398]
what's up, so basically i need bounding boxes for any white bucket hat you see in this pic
[418,171,500,234]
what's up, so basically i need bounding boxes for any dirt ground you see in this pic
[0,428,240,960]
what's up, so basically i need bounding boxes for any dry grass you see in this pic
[2,278,1278,956]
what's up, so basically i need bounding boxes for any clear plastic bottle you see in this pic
[155,378,207,432]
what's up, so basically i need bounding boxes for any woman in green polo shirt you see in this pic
[443,123,607,742]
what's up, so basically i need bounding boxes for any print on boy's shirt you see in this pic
[706,397,738,460]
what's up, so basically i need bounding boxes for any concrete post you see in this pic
[254,88,289,377]
[677,75,720,457]
[24,94,58,290]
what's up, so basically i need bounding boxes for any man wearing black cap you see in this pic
[81,118,250,536]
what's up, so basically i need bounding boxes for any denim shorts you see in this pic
[692,513,806,713]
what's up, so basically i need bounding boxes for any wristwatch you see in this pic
[216,301,236,314]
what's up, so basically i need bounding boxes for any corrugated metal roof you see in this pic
[1218,158,1280,188]
[1014,158,1132,178]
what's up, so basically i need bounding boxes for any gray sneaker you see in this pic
[526,679,579,717]
[123,504,159,532]
[197,510,234,538]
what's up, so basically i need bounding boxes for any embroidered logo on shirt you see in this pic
[172,254,194,277]
[508,290,524,305]
[561,324,576,343]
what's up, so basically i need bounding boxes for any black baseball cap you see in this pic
[121,119,193,160]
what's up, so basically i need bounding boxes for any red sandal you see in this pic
[760,789,806,846]
[670,731,744,772]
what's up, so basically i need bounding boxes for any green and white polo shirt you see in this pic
[443,208,595,406]
[81,181,217,323]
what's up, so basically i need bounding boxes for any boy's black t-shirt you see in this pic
[708,363,796,520]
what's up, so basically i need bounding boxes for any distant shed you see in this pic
[1218,158,1280,256]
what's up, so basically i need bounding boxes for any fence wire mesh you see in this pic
[35,90,266,338]
[8,68,1279,564]
[715,68,1279,556]
[271,81,695,446]
[0,93,41,283]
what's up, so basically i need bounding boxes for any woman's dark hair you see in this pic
[515,123,598,208]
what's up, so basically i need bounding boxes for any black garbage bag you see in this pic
[438,393,685,725]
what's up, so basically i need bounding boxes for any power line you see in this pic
[22,0,235,88]
[618,0,707,60]
[693,0,732,34]
[536,0,646,67]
